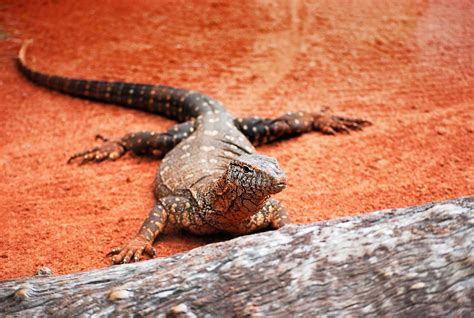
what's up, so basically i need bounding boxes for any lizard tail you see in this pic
[17,41,224,122]
[18,39,34,65]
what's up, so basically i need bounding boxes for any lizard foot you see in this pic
[313,114,371,135]
[67,135,126,164]
[107,236,157,264]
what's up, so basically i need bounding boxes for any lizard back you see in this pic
[156,111,256,203]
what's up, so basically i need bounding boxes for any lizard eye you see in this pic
[242,166,252,173]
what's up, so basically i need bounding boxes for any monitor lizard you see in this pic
[17,41,370,264]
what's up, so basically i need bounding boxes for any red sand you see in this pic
[0,1,472,280]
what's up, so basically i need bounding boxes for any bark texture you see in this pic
[1,197,473,317]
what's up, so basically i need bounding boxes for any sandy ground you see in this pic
[0,0,472,280]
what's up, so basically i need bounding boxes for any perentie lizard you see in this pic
[17,42,370,264]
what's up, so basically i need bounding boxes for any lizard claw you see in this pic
[313,113,371,135]
[95,134,109,142]
[108,236,156,265]
[67,136,126,164]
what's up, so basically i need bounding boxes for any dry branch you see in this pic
[1,197,473,317]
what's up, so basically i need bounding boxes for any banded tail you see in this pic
[17,41,224,122]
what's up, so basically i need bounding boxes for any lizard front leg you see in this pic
[68,120,196,164]
[229,198,290,235]
[234,111,371,146]
[161,196,219,236]
[108,203,168,264]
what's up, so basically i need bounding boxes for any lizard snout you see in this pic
[269,174,287,194]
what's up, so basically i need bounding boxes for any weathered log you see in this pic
[1,197,473,317]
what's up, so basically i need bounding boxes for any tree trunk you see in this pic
[1,197,473,317]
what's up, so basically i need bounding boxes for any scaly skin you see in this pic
[18,42,371,264]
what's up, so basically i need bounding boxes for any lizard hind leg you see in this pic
[67,135,126,164]
[68,120,196,164]
[234,111,371,146]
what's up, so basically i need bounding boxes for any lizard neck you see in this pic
[204,172,270,227]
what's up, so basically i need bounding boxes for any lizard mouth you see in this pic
[270,182,287,193]
[275,183,286,189]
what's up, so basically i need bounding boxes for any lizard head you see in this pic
[227,154,287,196]
[209,154,287,226]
